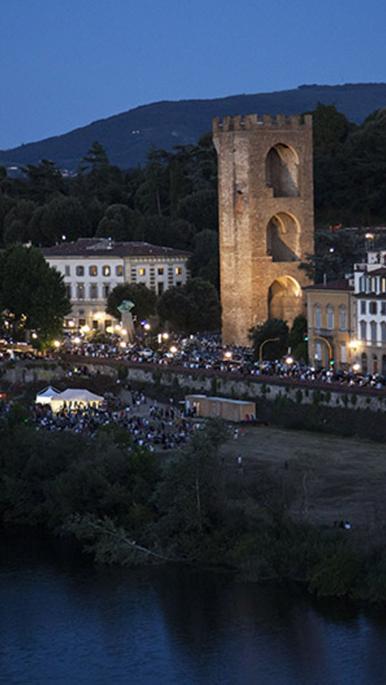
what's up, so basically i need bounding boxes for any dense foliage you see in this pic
[0,245,71,344]
[1,104,386,289]
[106,283,157,322]
[157,278,221,332]
[2,409,386,602]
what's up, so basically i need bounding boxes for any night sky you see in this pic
[1,0,385,149]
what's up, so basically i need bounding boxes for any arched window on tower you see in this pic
[266,144,299,197]
[266,212,300,262]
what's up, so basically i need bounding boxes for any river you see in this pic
[1,531,386,685]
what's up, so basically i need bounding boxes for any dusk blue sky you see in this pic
[1,0,385,149]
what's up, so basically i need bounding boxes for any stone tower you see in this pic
[213,113,314,346]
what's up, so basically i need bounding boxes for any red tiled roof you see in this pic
[42,238,191,258]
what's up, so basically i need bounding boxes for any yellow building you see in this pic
[305,280,355,369]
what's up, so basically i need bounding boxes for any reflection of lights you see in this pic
[162,332,169,340]
[53,340,61,349]
[170,345,178,354]
[73,336,81,345]
[119,341,127,349]
[224,351,232,360]
[352,363,361,372]
[285,355,294,365]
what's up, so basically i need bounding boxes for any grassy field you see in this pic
[220,425,386,528]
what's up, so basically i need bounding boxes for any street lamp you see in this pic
[285,355,294,365]
[224,350,232,360]
[259,337,280,362]
[170,345,178,354]
[352,362,361,373]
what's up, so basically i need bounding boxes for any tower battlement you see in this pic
[212,113,312,133]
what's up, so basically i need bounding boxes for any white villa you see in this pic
[42,237,190,331]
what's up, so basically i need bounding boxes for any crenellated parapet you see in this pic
[212,113,312,133]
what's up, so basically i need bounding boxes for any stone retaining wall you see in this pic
[2,358,386,413]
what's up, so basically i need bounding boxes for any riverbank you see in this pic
[2,409,386,604]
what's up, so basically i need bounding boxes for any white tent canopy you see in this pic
[36,387,104,412]
[35,385,61,405]
[55,389,104,404]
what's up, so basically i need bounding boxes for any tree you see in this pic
[21,159,64,202]
[96,204,141,241]
[189,229,219,287]
[0,245,71,343]
[249,319,289,361]
[106,283,157,322]
[157,278,221,333]
[288,315,308,361]
[177,189,218,232]
[29,195,90,245]
[2,200,37,244]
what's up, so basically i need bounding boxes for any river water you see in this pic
[1,532,386,685]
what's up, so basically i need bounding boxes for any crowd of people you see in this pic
[62,334,386,390]
[32,391,197,450]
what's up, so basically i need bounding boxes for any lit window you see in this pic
[158,267,164,276]
[116,265,123,277]
[175,266,182,276]
[89,265,98,277]
[102,265,111,277]
[138,267,146,277]
[76,265,84,276]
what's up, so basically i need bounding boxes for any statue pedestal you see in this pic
[121,310,135,342]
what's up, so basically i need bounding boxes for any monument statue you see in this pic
[117,300,135,341]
